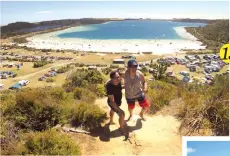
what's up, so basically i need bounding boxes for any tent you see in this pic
[9,83,22,90]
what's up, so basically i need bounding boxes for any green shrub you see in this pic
[2,88,74,131]
[33,61,48,68]
[147,80,177,112]
[95,84,106,97]
[0,118,20,153]
[73,88,97,103]
[2,129,81,155]
[0,91,16,114]
[46,77,55,83]
[101,67,112,75]
[160,76,181,86]
[179,75,229,136]
[110,65,119,69]
[69,103,107,131]
[66,70,105,91]
[79,63,85,67]
[57,66,71,73]
[140,66,148,76]
[151,63,168,80]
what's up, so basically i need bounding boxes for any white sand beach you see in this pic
[20,26,206,55]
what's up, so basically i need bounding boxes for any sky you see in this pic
[0,1,229,25]
[187,141,230,156]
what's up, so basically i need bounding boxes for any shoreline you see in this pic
[19,26,206,55]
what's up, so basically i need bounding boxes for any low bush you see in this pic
[33,61,48,68]
[46,77,55,83]
[73,88,97,103]
[140,66,148,76]
[2,129,81,155]
[178,75,229,135]
[69,103,107,131]
[95,84,106,97]
[101,67,112,75]
[65,70,105,91]
[2,88,74,131]
[57,66,71,73]
[147,80,178,113]
[110,65,119,69]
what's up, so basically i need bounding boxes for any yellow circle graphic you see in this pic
[219,44,230,63]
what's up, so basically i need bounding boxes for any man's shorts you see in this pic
[126,93,150,109]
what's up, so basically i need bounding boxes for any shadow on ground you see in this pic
[90,118,142,142]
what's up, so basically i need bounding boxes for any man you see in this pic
[105,70,126,134]
[124,59,150,121]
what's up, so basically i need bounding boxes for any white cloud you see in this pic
[187,147,196,154]
[35,10,52,14]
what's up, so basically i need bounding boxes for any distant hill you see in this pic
[185,19,229,49]
[172,18,216,23]
[1,22,37,32]
[0,18,111,38]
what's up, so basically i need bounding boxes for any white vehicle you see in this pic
[18,80,30,86]
[0,84,4,89]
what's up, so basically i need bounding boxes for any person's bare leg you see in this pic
[127,107,133,121]
[119,114,125,129]
[109,110,115,124]
[139,107,148,121]
[118,112,128,139]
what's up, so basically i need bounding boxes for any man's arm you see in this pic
[139,72,147,92]
[108,95,120,111]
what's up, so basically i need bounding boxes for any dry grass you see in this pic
[1,61,56,76]
[0,62,71,89]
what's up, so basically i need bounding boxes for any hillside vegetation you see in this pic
[185,20,229,49]
[0,68,228,154]
[1,18,111,38]
[0,70,108,154]
[172,18,215,23]
[146,73,229,136]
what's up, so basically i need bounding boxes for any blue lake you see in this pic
[57,20,206,40]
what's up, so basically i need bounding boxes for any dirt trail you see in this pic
[68,93,182,156]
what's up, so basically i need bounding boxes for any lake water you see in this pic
[57,20,206,40]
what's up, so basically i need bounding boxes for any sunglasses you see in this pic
[113,76,120,79]
[129,65,138,68]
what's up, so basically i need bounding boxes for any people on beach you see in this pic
[105,70,127,135]
[124,59,150,121]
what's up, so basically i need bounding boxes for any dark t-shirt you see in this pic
[106,81,122,105]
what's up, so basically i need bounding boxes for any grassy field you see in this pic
[0,64,71,89]
[0,48,160,64]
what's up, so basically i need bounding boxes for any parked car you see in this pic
[39,76,47,81]
[179,71,190,77]
[189,66,196,72]
[204,68,212,74]
[9,73,17,78]
[194,55,201,60]
[0,84,4,89]
[18,80,30,86]
[205,74,214,80]
[1,74,8,79]
[186,63,191,68]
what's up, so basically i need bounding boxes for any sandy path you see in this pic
[68,91,182,156]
